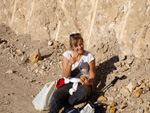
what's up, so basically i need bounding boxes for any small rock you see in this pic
[119,54,126,61]
[6,70,14,74]
[136,108,144,113]
[110,107,116,113]
[20,55,29,64]
[31,63,38,71]
[35,69,39,73]
[23,44,27,48]
[116,94,121,98]
[97,96,107,101]
[134,89,143,98]
[30,49,42,63]
[148,82,150,87]
[126,55,134,65]
[126,59,134,66]
[36,81,41,84]
[119,87,130,96]
[140,83,146,88]
[39,70,44,75]
[29,79,36,83]
[126,83,134,92]
[48,41,53,46]
[120,102,128,109]
[103,44,109,53]
[107,105,111,110]
[138,79,144,85]
[110,102,117,107]
[41,65,46,70]
[31,95,34,98]
[114,62,121,68]
[16,49,23,56]
[107,96,114,101]
[119,64,129,72]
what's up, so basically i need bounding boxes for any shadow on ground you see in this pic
[93,56,119,96]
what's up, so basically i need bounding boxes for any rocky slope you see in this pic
[0,24,150,113]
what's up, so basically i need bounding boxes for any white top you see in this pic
[63,50,95,78]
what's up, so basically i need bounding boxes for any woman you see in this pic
[49,33,95,113]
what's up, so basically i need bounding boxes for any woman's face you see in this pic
[72,39,84,55]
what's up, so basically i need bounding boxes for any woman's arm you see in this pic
[62,54,77,78]
[62,56,72,78]
[80,59,95,86]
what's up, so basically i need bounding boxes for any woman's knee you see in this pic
[52,89,68,101]
[79,85,91,95]
[68,85,91,105]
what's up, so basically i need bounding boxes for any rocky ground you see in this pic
[0,24,150,113]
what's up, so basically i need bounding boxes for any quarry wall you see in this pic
[0,0,150,60]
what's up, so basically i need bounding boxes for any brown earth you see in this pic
[0,24,150,113]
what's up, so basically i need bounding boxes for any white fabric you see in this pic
[32,81,57,111]
[63,50,95,78]
[64,77,80,95]
[71,61,81,71]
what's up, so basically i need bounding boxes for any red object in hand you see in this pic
[56,78,65,88]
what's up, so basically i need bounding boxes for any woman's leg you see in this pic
[48,83,72,113]
[68,84,91,105]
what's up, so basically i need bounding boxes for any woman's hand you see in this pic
[80,60,95,86]
[63,52,79,78]
[69,53,79,65]
[80,77,91,86]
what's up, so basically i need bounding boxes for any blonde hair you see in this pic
[69,33,83,50]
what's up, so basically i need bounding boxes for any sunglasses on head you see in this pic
[70,33,81,38]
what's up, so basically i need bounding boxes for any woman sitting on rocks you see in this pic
[49,33,95,113]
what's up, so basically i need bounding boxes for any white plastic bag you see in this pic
[32,81,57,111]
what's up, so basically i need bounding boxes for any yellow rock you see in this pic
[134,89,143,98]
[110,102,117,107]
[30,49,42,63]
[97,96,107,101]
[140,83,146,88]
[148,82,150,87]
[144,112,148,113]
[103,105,107,109]
[110,107,116,113]
[80,75,86,81]
[16,49,23,56]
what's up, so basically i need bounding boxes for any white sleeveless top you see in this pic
[63,50,95,78]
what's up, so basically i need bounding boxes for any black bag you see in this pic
[70,68,83,78]
[94,102,104,113]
